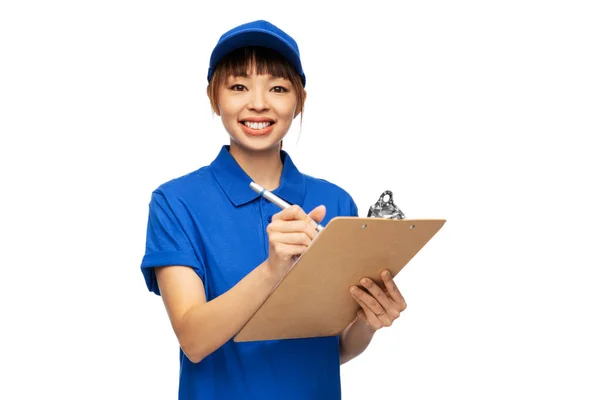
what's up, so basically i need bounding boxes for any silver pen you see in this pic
[249,182,324,232]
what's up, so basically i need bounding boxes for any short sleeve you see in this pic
[140,190,205,295]
[341,192,359,217]
[349,196,359,217]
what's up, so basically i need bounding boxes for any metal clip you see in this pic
[367,190,406,219]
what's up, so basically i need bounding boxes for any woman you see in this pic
[141,20,406,399]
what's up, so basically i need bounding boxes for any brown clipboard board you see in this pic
[234,217,446,342]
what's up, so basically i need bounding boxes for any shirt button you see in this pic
[267,215,272,223]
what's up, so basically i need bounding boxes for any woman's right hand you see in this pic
[265,204,326,279]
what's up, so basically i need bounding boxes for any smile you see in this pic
[239,118,275,136]
[243,121,272,129]
[239,120,275,136]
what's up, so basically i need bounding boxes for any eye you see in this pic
[230,84,246,91]
[271,86,288,93]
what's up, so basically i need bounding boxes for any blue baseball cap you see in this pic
[207,20,306,87]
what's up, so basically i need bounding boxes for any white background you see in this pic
[1,0,599,399]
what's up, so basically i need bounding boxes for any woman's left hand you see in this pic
[349,269,407,332]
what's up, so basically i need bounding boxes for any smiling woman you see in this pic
[206,46,306,156]
[139,19,403,400]
[206,47,306,157]
[214,64,301,152]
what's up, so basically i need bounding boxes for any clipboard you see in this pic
[233,216,446,342]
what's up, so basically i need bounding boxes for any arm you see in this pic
[339,270,407,365]
[339,318,376,364]
[155,204,326,364]
[156,262,279,364]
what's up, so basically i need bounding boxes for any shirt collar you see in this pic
[210,145,306,207]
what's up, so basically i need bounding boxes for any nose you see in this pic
[247,89,269,112]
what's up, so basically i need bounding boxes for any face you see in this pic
[215,73,302,153]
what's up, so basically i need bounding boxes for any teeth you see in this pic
[244,121,271,130]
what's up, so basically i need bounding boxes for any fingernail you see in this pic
[362,278,370,286]
[384,270,391,278]
[350,286,358,293]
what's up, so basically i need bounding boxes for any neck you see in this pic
[228,142,284,191]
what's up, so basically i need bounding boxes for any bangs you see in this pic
[215,46,297,82]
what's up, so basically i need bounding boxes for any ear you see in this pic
[207,85,220,116]
[294,89,307,118]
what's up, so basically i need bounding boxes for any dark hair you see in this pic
[207,46,305,119]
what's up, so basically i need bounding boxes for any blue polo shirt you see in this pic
[141,145,358,400]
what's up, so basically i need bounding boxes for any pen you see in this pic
[249,182,324,232]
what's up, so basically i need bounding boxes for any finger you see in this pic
[307,205,326,224]
[381,270,407,311]
[272,205,310,222]
[267,219,319,240]
[270,242,308,258]
[353,292,390,327]
[352,286,394,327]
[353,292,382,330]
[349,285,385,317]
[271,205,325,232]
[356,309,378,332]
[359,277,396,312]
[268,231,312,247]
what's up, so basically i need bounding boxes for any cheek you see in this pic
[275,98,298,119]
[216,90,243,116]
[217,100,240,121]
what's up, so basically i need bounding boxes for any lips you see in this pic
[243,121,272,130]
[239,118,275,136]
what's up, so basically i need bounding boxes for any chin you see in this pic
[230,137,283,153]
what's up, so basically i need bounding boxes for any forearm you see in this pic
[339,318,376,364]
[179,261,280,363]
